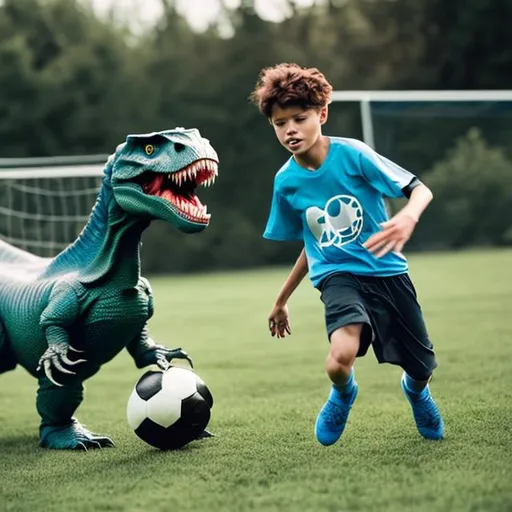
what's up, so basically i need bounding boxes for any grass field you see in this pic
[1,249,511,512]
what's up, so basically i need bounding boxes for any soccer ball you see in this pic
[127,366,213,450]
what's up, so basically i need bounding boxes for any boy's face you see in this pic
[270,104,327,155]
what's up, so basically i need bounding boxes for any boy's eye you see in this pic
[296,117,306,122]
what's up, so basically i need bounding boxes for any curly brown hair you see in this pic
[250,63,333,118]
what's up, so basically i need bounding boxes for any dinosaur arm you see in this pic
[38,281,86,386]
[126,326,193,369]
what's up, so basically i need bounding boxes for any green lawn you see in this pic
[1,249,511,512]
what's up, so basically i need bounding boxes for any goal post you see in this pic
[330,89,512,149]
[0,155,107,257]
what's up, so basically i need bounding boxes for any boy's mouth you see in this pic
[286,138,303,149]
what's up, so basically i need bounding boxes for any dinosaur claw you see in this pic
[197,429,215,439]
[68,346,85,353]
[96,437,116,448]
[43,359,63,387]
[62,355,87,366]
[37,345,88,385]
[156,356,171,371]
[40,421,116,450]
[53,358,76,375]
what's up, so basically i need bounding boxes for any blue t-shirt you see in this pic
[263,137,418,288]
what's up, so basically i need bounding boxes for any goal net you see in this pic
[329,89,512,166]
[327,90,512,249]
[0,156,106,257]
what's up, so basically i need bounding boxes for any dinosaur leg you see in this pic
[36,377,115,450]
[0,321,17,374]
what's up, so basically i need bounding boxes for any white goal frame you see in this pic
[0,155,108,179]
[331,90,512,149]
[0,155,108,255]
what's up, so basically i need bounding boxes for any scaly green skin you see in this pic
[0,128,219,450]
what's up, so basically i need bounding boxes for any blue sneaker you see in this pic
[314,383,358,446]
[401,373,444,440]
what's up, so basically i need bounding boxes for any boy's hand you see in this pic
[268,304,291,338]
[364,212,418,258]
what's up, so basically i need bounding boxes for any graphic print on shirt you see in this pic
[305,195,363,248]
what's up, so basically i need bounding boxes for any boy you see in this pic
[250,63,444,446]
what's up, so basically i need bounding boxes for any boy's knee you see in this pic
[328,324,362,366]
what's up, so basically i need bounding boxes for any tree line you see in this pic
[1,0,511,273]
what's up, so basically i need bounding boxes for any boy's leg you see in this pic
[401,371,444,440]
[315,324,360,446]
[369,273,444,440]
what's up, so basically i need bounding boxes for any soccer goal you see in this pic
[329,89,512,176]
[0,155,107,257]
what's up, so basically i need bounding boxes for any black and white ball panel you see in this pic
[195,375,214,408]
[127,385,149,430]
[161,366,199,399]
[135,370,162,400]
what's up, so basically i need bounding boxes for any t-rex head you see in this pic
[110,128,219,233]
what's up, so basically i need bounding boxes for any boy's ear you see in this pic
[320,106,329,125]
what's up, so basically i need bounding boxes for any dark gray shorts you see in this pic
[319,272,437,380]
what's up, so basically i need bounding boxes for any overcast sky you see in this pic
[89,0,318,32]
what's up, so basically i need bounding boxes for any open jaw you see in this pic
[136,158,218,224]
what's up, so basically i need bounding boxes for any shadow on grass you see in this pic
[0,433,39,451]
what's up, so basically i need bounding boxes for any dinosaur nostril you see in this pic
[174,143,185,153]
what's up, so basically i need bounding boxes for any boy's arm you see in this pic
[274,248,308,306]
[364,183,433,258]
[269,248,308,338]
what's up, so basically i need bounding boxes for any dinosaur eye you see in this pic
[145,144,155,156]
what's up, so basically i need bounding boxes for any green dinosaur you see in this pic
[0,128,218,450]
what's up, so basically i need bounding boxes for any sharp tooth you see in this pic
[168,174,171,179]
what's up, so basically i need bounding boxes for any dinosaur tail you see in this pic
[0,238,49,267]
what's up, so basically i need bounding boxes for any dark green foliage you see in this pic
[418,129,512,248]
[1,0,511,273]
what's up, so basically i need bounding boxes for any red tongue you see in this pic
[143,174,164,195]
